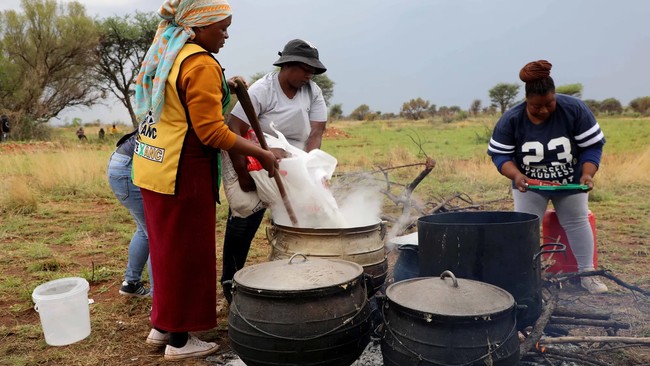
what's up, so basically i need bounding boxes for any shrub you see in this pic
[1,177,38,214]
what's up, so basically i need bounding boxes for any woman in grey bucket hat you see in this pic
[220,39,329,302]
[273,39,327,75]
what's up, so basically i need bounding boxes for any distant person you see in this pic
[131,0,276,361]
[487,59,607,294]
[108,130,152,298]
[220,38,328,303]
[98,128,106,140]
[109,124,119,136]
[76,127,87,141]
[1,115,9,142]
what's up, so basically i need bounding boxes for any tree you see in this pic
[329,104,343,120]
[583,99,601,115]
[438,106,452,123]
[349,104,371,121]
[489,83,520,114]
[400,98,430,120]
[0,0,102,123]
[599,98,622,115]
[0,51,21,106]
[95,12,159,128]
[629,96,650,116]
[312,73,334,106]
[425,104,437,117]
[469,99,482,116]
[556,83,583,98]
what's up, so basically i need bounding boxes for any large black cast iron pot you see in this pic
[381,271,520,366]
[228,254,372,366]
[417,211,564,329]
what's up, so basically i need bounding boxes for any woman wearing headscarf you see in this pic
[131,0,277,360]
[487,60,608,295]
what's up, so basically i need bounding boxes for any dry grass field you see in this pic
[0,117,649,365]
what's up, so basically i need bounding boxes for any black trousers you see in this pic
[220,208,266,286]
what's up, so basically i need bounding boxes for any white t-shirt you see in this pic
[230,72,327,150]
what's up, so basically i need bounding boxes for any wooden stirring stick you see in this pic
[232,77,299,226]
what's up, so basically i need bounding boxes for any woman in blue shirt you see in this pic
[488,60,607,294]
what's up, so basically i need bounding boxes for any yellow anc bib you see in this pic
[132,43,229,195]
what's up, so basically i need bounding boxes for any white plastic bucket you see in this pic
[32,277,91,346]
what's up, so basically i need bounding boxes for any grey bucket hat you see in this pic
[273,39,327,75]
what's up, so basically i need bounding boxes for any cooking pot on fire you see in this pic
[228,254,372,366]
[381,271,520,366]
[417,211,565,329]
[267,220,388,294]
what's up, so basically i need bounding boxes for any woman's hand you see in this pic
[257,150,277,178]
[580,173,595,191]
[499,161,528,192]
[580,162,598,191]
[270,148,290,160]
[513,173,528,192]
[227,76,248,91]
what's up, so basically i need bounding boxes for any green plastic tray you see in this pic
[528,184,589,191]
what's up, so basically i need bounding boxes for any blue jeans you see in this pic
[108,152,153,293]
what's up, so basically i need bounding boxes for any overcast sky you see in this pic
[3,0,650,125]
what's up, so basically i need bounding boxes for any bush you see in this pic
[629,96,650,116]
[1,177,38,214]
[1,112,52,141]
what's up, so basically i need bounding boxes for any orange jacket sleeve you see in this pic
[178,53,237,150]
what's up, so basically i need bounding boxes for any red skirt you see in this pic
[141,131,220,332]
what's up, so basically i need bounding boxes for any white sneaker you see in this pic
[146,328,170,346]
[164,335,219,361]
[581,276,608,294]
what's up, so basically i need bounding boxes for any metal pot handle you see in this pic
[363,273,376,299]
[288,253,308,264]
[533,242,567,261]
[379,221,387,240]
[266,225,277,246]
[532,242,567,268]
[440,270,459,288]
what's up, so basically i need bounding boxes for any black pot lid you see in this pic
[386,271,514,317]
[234,254,363,291]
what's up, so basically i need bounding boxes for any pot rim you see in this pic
[272,219,382,233]
[418,210,539,226]
[234,276,364,298]
[233,256,365,293]
[385,296,516,321]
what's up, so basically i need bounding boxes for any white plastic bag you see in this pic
[248,125,345,227]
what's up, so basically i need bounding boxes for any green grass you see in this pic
[598,117,650,154]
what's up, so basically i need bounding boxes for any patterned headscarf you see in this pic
[134,0,232,123]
